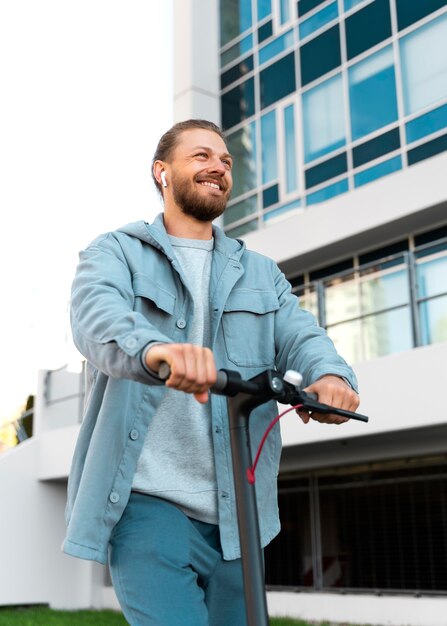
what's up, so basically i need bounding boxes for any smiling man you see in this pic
[64,119,359,626]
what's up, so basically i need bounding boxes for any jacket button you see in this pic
[176,318,186,329]
[109,492,120,504]
[125,337,137,349]
[129,429,139,440]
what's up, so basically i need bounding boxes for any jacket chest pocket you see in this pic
[132,272,176,325]
[222,289,279,367]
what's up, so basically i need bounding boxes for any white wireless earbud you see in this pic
[160,171,168,188]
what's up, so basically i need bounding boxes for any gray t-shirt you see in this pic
[131,235,218,524]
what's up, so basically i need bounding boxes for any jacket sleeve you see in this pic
[273,265,359,393]
[70,233,172,384]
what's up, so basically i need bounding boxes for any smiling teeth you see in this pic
[200,181,220,190]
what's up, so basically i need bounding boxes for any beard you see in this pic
[171,172,230,222]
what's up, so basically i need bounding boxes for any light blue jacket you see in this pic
[63,214,358,564]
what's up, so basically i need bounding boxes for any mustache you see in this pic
[195,176,228,191]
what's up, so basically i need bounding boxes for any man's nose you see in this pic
[207,156,226,175]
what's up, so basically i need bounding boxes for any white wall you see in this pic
[267,591,447,626]
[0,440,95,609]
[280,341,447,449]
[173,0,220,123]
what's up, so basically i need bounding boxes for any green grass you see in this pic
[0,607,368,626]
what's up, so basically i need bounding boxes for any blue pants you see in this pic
[109,493,248,626]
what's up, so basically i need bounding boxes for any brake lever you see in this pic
[298,390,369,422]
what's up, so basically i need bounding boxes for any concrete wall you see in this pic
[0,368,118,610]
[279,341,447,459]
[173,0,220,123]
[267,591,447,626]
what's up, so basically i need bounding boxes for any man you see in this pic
[64,119,359,626]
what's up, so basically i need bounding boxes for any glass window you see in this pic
[221,78,255,130]
[352,128,400,168]
[345,0,392,60]
[362,308,413,360]
[263,183,279,207]
[306,178,348,205]
[280,0,291,24]
[302,73,346,162]
[225,122,258,197]
[400,13,447,116]
[417,250,447,299]
[221,55,254,89]
[258,20,273,43]
[406,103,447,144]
[344,0,367,10]
[220,0,253,46]
[257,0,272,21]
[419,296,447,345]
[300,25,341,86]
[296,286,319,318]
[305,152,347,188]
[325,275,360,326]
[299,2,338,39]
[264,198,302,221]
[226,218,259,238]
[260,52,296,109]
[220,34,253,67]
[327,319,363,363]
[354,156,402,187]
[259,29,294,65]
[298,0,327,17]
[359,264,409,315]
[396,0,446,31]
[407,133,447,166]
[349,46,398,141]
[261,109,278,184]
[284,104,298,193]
[223,194,258,227]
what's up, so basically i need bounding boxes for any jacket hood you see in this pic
[117,213,246,262]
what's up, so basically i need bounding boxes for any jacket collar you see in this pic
[118,213,246,263]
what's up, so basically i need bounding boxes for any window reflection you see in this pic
[417,251,447,299]
[302,73,346,162]
[261,109,278,184]
[420,296,447,345]
[362,308,413,360]
[359,263,409,315]
[296,287,319,319]
[327,319,363,364]
[400,13,447,116]
[220,0,253,47]
[226,122,258,197]
[349,46,398,140]
[325,275,359,326]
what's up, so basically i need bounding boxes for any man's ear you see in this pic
[153,160,168,188]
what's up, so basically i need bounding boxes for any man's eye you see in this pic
[195,152,207,158]
[222,160,232,168]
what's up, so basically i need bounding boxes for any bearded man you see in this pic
[64,119,359,626]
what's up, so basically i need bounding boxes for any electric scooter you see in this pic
[159,364,369,626]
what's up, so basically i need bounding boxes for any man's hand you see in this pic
[296,375,360,425]
[145,343,217,404]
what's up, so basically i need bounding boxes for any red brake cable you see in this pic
[246,404,303,485]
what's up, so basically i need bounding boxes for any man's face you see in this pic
[168,129,233,222]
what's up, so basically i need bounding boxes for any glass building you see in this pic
[218,0,447,238]
[173,1,447,622]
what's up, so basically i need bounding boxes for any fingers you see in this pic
[145,343,217,403]
[299,375,360,425]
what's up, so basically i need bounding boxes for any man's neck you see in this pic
[163,208,213,240]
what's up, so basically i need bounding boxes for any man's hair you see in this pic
[151,119,226,194]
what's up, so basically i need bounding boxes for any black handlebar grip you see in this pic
[157,363,228,393]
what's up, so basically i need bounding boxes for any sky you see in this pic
[0,0,174,420]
